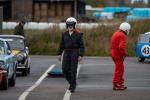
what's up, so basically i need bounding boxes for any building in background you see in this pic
[0,0,85,22]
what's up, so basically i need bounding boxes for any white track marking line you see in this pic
[18,64,55,100]
[63,90,72,100]
[63,64,81,100]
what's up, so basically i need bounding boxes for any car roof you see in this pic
[0,38,7,42]
[144,32,150,34]
[0,35,25,39]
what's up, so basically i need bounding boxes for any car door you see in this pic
[5,42,14,78]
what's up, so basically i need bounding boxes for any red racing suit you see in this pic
[111,30,127,85]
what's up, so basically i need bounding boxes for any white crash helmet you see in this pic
[66,17,77,29]
[119,22,131,35]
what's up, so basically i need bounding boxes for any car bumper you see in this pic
[17,64,26,69]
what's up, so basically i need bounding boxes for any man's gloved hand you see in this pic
[78,56,82,62]
[58,55,61,61]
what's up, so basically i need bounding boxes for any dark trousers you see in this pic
[62,50,79,89]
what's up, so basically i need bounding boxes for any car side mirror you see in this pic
[26,47,28,50]
[7,50,12,55]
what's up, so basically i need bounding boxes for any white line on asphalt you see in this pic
[18,64,55,100]
[63,90,72,100]
[63,64,81,100]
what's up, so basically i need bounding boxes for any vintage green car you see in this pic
[0,35,31,76]
[0,38,17,90]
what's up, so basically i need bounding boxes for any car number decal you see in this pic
[141,45,150,56]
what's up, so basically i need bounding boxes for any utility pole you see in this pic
[0,7,3,35]
[74,0,77,18]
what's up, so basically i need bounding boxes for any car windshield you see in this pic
[4,38,24,50]
[0,40,5,54]
[138,34,150,43]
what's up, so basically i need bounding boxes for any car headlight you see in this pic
[17,53,26,61]
[0,61,4,69]
[17,54,24,61]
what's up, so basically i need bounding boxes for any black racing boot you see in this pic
[68,87,75,93]
[68,85,76,93]
[70,89,75,93]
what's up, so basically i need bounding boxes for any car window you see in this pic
[5,42,12,55]
[138,34,150,43]
[143,35,150,43]
[0,40,5,54]
[5,42,8,55]
[4,38,25,50]
[6,42,11,50]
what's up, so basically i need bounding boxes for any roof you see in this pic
[0,38,7,42]
[0,35,25,39]
[145,32,150,34]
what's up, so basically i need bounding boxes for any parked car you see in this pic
[0,35,30,76]
[0,38,17,90]
[136,32,150,62]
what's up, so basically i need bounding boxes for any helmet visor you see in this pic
[66,21,75,25]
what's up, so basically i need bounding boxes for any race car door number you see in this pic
[141,45,150,56]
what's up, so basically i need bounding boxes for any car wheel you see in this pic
[22,65,28,76]
[138,57,145,62]
[1,73,8,90]
[9,68,16,86]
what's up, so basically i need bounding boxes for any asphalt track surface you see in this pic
[0,55,150,100]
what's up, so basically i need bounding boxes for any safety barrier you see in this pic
[93,7,131,21]
[3,22,104,30]
[126,8,150,22]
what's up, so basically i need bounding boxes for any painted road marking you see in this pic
[18,64,55,100]
[63,64,81,100]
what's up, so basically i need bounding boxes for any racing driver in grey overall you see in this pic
[58,17,85,93]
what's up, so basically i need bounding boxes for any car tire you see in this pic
[138,57,145,62]
[9,68,16,86]
[1,73,8,90]
[22,65,28,76]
